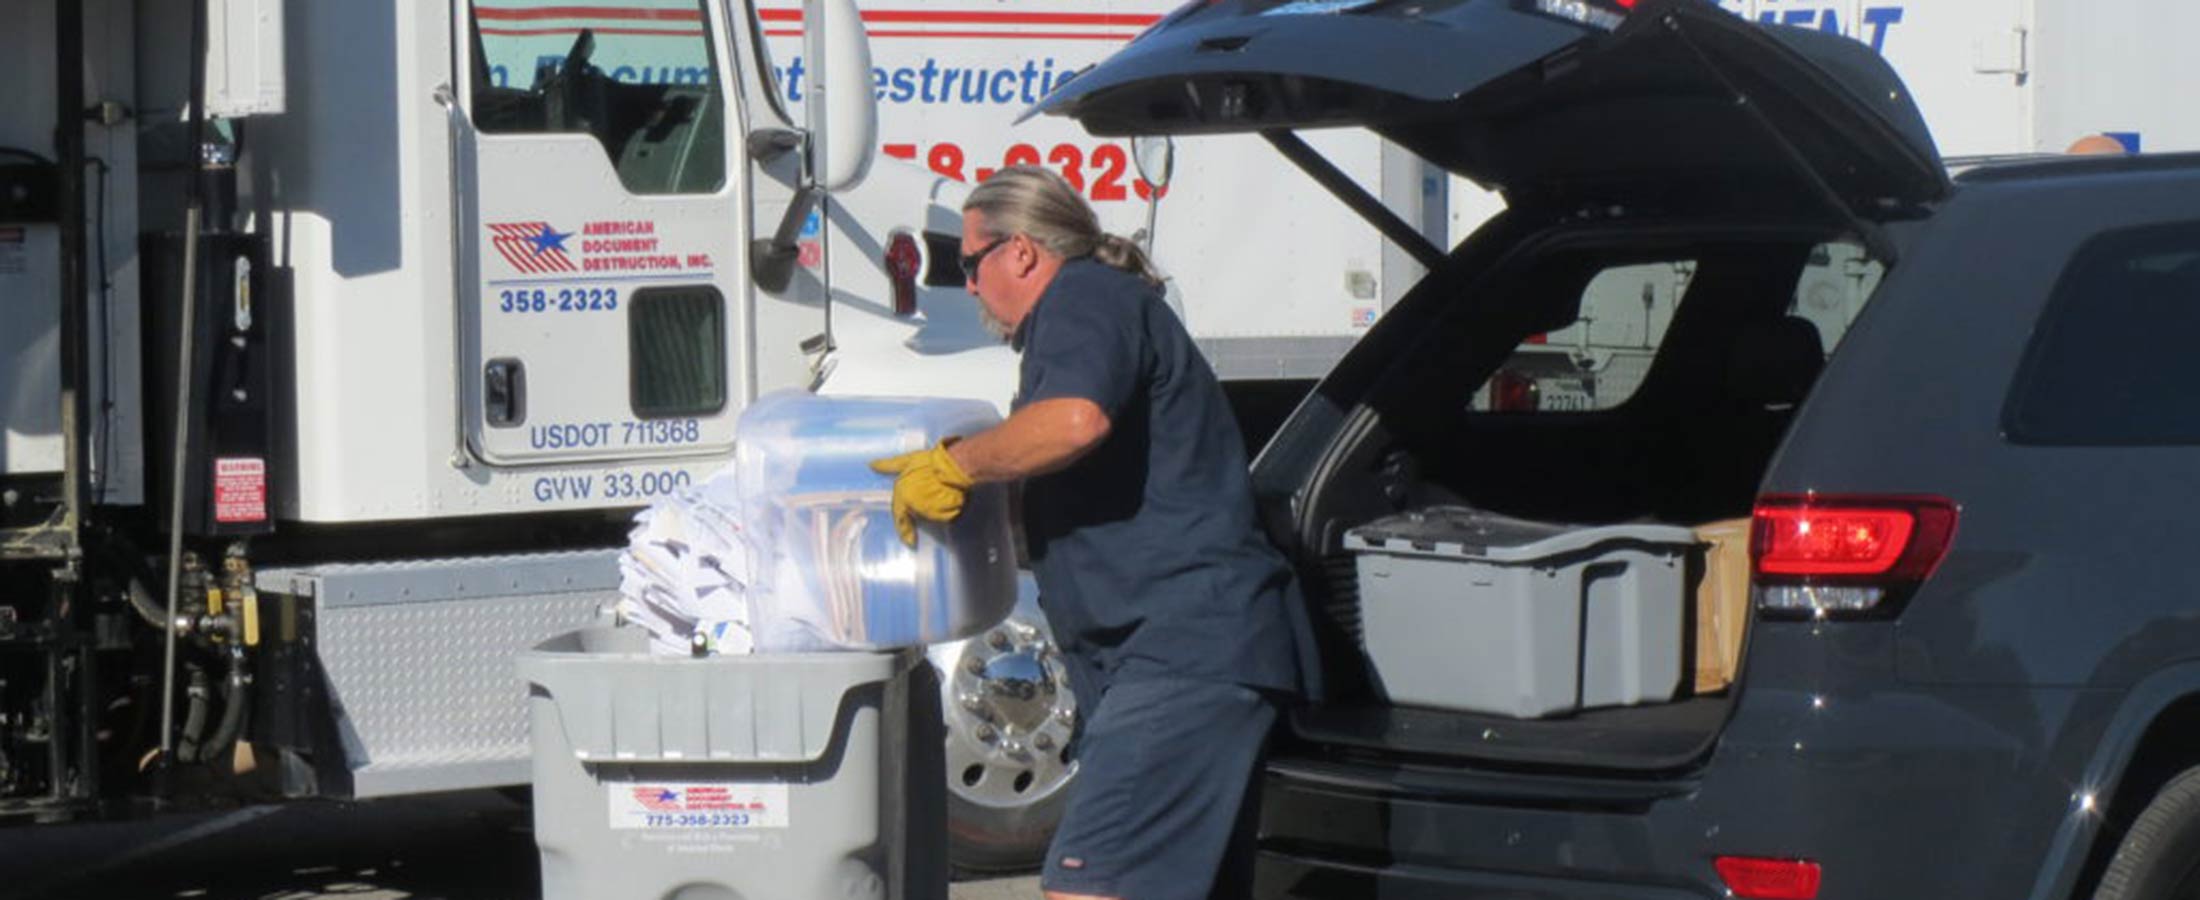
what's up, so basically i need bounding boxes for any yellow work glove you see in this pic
[868,439,975,547]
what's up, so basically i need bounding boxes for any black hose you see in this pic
[201,649,250,767]
[175,664,210,764]
[121,576,164,630]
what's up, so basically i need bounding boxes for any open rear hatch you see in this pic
[1031,0,1949,772]
[1032,0,1947,220]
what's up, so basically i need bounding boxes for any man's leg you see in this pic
[1037,678,1278,900]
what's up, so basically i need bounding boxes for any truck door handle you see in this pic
[485,358,526,427]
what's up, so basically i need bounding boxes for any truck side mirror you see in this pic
[1132,135,1174,190]
[803,0,876,193]
[752,0,880,293]
[1132,135,1174,255]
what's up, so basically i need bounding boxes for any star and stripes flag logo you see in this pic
[627,785,770,812]
[630,787,685,812]
[489,221,578,273]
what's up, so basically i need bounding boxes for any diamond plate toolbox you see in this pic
[257,550,620,797]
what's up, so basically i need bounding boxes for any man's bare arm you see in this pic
[946,397,1111,483]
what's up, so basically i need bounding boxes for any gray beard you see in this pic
[978,305,1013,342]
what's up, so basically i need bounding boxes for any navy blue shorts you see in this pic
[1040,678,1280,900]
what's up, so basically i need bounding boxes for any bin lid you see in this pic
[1343,507,1697,563]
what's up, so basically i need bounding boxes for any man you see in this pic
[870,166,1315,900]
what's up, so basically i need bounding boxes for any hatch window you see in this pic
[1472,243,1882,413]
[1472,260,1693,413]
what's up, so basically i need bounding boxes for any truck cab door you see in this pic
[455,0,747,466]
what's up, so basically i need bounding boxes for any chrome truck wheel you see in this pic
[928,585,1078,873]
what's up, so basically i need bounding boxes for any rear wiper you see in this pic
[1656,9,1901,265]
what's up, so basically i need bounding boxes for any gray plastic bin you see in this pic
[1345,509,1696,718]
[519,626,945,900]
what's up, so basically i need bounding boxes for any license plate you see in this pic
[1536,381,1595,411]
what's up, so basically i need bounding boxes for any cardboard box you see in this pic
[1692,518,1753,693]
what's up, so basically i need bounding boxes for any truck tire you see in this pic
[947,769,1073,874]
[2094,765,2200,900]
[929,589,1079,874]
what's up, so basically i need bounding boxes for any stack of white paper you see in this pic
[615,479,761,657]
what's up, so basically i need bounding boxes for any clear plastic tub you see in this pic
[728,390,1017,651]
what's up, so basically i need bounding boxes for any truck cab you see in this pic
[0,0,998,824]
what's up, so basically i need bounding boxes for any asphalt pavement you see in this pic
[0,791,1039,900]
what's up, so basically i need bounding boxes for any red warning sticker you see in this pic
[213,458,268,523]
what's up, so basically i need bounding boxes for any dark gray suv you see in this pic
[1034,1,2200,898]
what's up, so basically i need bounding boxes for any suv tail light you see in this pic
[884,231,922,318]
[1715,856,1821,900]
[1751,494,1958,619]
[1489,370,1536,412]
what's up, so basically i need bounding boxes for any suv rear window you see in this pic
[1471,242,1882,412]
[2005,222,2200,445]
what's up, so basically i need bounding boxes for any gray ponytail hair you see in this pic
[964,165,1164,285]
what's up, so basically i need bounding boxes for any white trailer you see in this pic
[1722,0,2200,159]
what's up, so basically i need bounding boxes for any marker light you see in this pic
[885,231,922,317]
[1715,856,1822,900]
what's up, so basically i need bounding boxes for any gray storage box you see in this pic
[519,626,945,900]
[1345,509,1696,718]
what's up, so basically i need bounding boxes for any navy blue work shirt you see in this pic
[1012,257,1314,699]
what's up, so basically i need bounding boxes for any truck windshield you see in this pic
[469,0,727,195]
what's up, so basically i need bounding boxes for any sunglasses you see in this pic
[958,237,1011,283]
